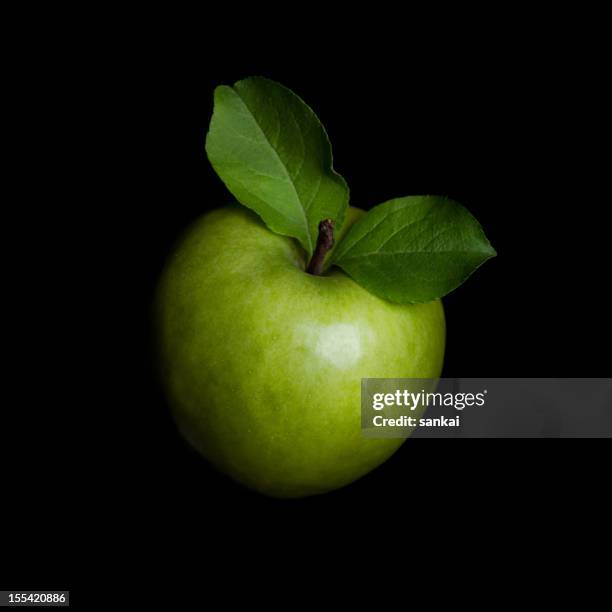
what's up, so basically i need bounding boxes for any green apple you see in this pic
[156,204,445,498]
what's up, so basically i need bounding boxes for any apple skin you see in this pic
[155,204,445,498]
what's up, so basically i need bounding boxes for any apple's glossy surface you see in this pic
[156,205,445,497]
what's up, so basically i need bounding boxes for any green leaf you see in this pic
[330,196,496,303]
[205,77,348,255]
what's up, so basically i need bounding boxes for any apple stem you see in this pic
[306,219,335,275]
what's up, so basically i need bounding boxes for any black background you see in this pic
[3,23,610,597]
